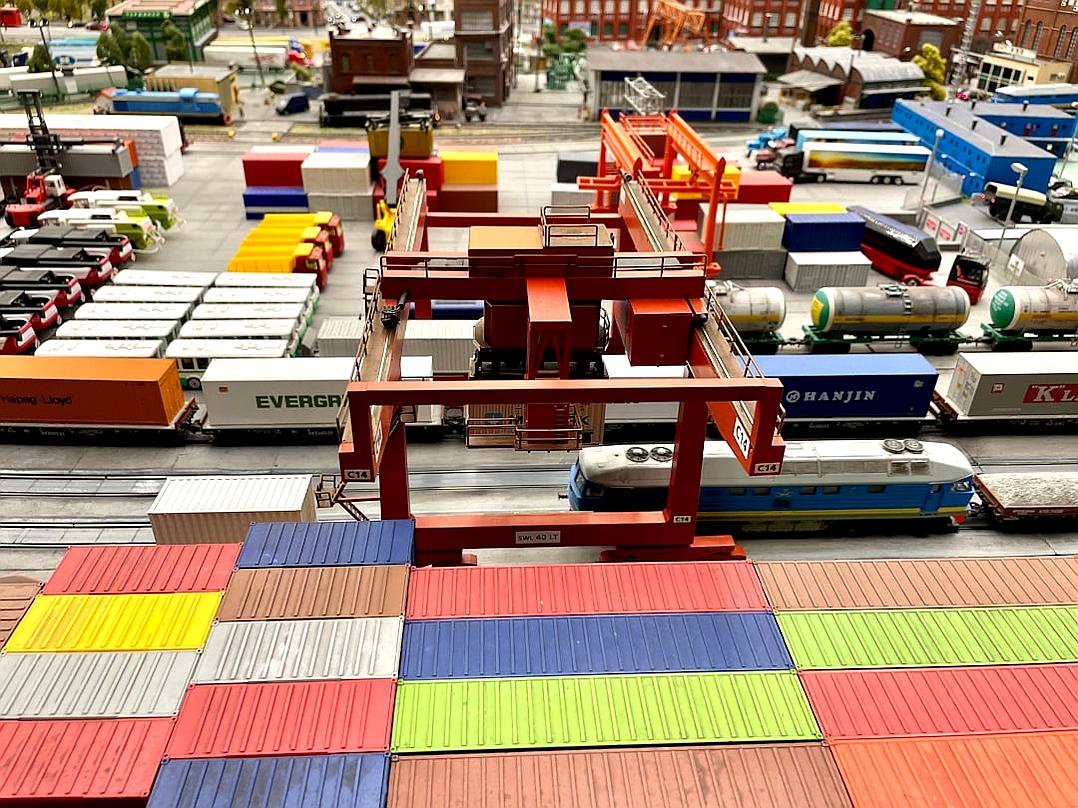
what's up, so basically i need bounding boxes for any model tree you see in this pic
[913,43,947,101]
[825,21,853,47]
[95,30,126,65]
[26,43,52,72]
[162,21,190,62]
[89,0,106,18]
[129,31,154,71]
[275,0,288,25]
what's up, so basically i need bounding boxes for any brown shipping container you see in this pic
[0,356,185,427]
[389,744,852,808]
[217,565,409,620]
[0,580,41,647]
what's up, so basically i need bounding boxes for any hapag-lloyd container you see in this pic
[147,475,316,545]
[388,745,852,808]
[944,352,1078,418]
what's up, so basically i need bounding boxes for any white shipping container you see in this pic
[147,474,316,545]
[784,250,873,293]
[74,302,192,321]
[214,272,317,290]
[317,316,364,357]
[550,182,593,206]
[92,286,206,305]
[35,338,165,358]
[403,319,477,375]
[305,192,373,222]
[400,355,441,426]
[114,270,217,289]
[602,354,687,424]
[699,204,786,251]
[944,352,1078,418]
[0,66,29,91]
[301,152,372,194]
[72,65,128,93]
[200,357,354,429]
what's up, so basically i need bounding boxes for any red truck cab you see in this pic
[0,289,61,332]
[0,268,84,308]
[0,316,37,355]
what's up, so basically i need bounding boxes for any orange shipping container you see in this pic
[0,356,185,426]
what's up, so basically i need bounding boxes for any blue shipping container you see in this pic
[754,353,938,422]
[147,754,389,808]
[238,520,415,568]
[399,612,792,679]
[782,213,866,252]
[242,187,310,208]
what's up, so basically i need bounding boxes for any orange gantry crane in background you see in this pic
[641,0,708,47]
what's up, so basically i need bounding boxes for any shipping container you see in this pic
[193,617,403,684]
[784,251,872,293]
[147,475,316,545]
[214,271,318,290]
[753,353,938,426]
[776,606,1078,669]
[238,520,414,568]
[0,718,173,804]
[940,351,1078,420]
[802,664,1078,740]
[301,152,372,194]
[317,316,364,357]
[832,732,1078,808]
[392,671,820,753]
[167,339,292,390]
[5,592,222,653]
[440,151,497,185]
[200,358,352,431]
[36,339,167,358]
[387,744,852,808]
[55,320,181,343]
[403,318,476,375]
[601,354,686,426]
[218,565,409,620]
[91,285,206,305]
[0,356,187,428]
[698,204,785,251]
[113,269,216,288]
[0,650,198,718]
[769,203,848,217]
[757,557,1078,610]
[167,679,396,758]
[406,561,769,619]
[0,580,39,647]
[43,544,241,596]
[782,212,866,252]
[242,152,307,187]
[149,754,390,808]
[399,612,790,679]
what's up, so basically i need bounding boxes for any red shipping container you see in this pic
[43,544,241,596]
[614,298,693,366]
[242,153,307,188]
[376,157,444,190]
[0,718,172,804]
[438,184,498,213]
[166,679,395,758]
[407,561,769,619]
[802,665,1078,740]
[735,171,793,204]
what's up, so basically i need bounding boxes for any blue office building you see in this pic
[992,83,1078,107]
[893,99,1062,195]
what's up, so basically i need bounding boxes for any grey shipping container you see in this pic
[784,251,873,293]
[147,475,316,545]
[192,616,404,684]
[943,352,1078,418]
[403,319,476,376]
[715,249,787,281]
[0,651,197,718]
[700,204,786,251]
[317,316,365,357]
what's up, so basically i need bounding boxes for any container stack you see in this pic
[389,561,834,804]
[372,155,444,216]
[301,151,373,222]
[231,216,339,289]
[699,203,787,280]
[781,211,872,292]
[241,146,315,219]
[734,170,793,204]
[147,519,415,807]
[437,151,498,212]
[761,556,1078,806]
[0,543,237,805]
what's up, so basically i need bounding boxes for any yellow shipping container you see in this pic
[768,202,847,217]
[4,592,221,652]
[672,162,742,200]
[441,151,498,185]
[228,243,311,273]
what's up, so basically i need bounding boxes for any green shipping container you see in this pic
[777,606,1078,670]
[392,671,820,753]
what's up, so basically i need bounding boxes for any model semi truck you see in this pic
[778,142,931,185]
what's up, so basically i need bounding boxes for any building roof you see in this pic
[777,69,843,93]
[150,64,236,80]
[976,102,1074,122]
[725,35,798,55]
[107,0,209,15]
[585,47,765,75]
[409,67,466,84]
[853,60,925,83]
[417,42,457,62]
[995,82,1078,97]
[794,46,889,75]
[896,99,1056,159]
[864,9,960,26]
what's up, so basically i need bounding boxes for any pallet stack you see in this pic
[437,151,498,212]
[241,146,315,220]
[147,519,414,806]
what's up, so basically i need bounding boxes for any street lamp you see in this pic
[997,161,1028,254]
[240,7,266,88]
[919,127,944,217]
[33,18,61,99]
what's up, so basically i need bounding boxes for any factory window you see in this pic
[678,77,715,107]
[340,53,351,72]
[716,79,755,108]
[1068,29,1078,58]
[822,485,841,495]
[460,9,494,28]
[752,11,762,25]
[1020,19,1030,46]
[603,21,613,35]
[843,6,852,18]
[1033,21,1043,49]
[979,17,990,30]
[785,10,795,26]
[1057,26,1068,58]
[618,22,628,35]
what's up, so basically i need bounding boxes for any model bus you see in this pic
[176,319,300,355]
[91,286,207,306]
[36,338,167,358]
[190,303,307,339]
[113,269,216,289]
[74,302,192,323]
[201,286,318,324]
[165,338,292,389]
[54,320,183,343]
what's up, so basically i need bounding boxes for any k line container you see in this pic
[238,520,415,568]
[399,612,791,679]
[392,672,820,753]
[0,581,39,647]
[406,561,769,619]
[147,475,316,545]
[4,592,222,653]
[0,356,185,427]
[801,664,1078,740]
[776,606,1078,669]
[784,250,872,293]
[0,718,173,804]
[387,744,852,808]
[149,754,391,808]
[167,679,395,758]
[832,732,1078,808]
[192,617,404,684]
[43,544,240,595]
[219,566,409,620]
[944,352,1078,418]
[758,557,1078,610]
[0,650,198,718]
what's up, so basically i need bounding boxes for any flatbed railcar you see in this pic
[974,472,1078,523]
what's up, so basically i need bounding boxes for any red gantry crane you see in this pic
[641,0,708,48]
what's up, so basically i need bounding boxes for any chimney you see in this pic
[971,120,978,129]
[1001,134,1008,145]
[1023,100,1029,111]
[945,106,951,116]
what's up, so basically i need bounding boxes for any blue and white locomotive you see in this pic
[568,439,975,529]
